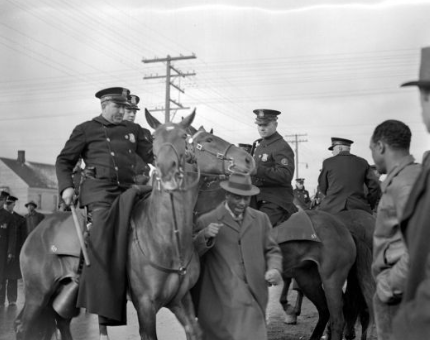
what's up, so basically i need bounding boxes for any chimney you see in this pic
[17,150,25,165]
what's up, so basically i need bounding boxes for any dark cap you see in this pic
[0,191,10,199]
[253,109,281,124]
[401,47,430,89]
[295,178,305,184]
[328,137,354,151]
[25,200,38,208]
[238,143,252,153]
[220,173,260,196]
[127,94,140,110]
[6,196,18,203]
[95,87,130,105]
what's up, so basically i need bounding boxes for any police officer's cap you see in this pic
[328,137,354,151]
[127,94,141,111]
[6,196,18,203]
[95,87,130,105]
[295,178,305,184]
[0,190,10,199]
[253,109,281,124]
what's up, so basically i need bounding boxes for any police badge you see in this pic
[261,154,268,162]
[129,133,136,143]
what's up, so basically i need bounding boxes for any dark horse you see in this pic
[15,110,254,340]
[278,209,375,340]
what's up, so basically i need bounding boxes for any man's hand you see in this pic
[265,269,282,286]
[204,222,223,239]
[7,253,14,264]
[62,187,75,206]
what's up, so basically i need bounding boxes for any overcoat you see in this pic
[392,154,430,339]
[0,209,13,283]
[251,131,297,215]
[25,211,45,235]
[194,203,283,340]
[318,151,381,213]
[5,212,26,280]
[56,115,153,324]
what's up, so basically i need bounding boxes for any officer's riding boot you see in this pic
[52,278,80,319]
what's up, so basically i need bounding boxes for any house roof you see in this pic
[0,157,57,190]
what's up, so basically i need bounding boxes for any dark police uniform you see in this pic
[318,137,381,214]
[293,179,311,210]
[251,109,298,227]
[56,87,153,325]
[0,192,14,303]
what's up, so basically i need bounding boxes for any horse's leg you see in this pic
[293,266,329,340]
[99,324,110,340]
[293,286,304,316]
[55,315,73,340]
[279,277,297,324]
[169,292,202,340]
[133,296,158,340]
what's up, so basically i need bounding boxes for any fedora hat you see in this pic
[25,200,38,208]
[401,47,430,89]
[220,173,260,196]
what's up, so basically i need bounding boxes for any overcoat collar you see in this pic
[215,202,257,236]
[260,131,282,146]
[381,155,415,192]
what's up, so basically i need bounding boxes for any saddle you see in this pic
[271,210,321,244]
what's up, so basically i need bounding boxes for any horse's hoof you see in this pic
[284,313,297,325]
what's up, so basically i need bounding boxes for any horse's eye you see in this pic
[206,138,213,143]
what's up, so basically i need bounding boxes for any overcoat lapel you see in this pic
[215,203,240,233]
[240,208,256,237]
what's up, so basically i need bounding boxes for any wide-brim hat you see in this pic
[220,173,260,196]
[253,109,281,124]
[6,196,18,203]
[328,137,354,151]
[401,47,430,89]
[25,200,38,208]
[0,190,9,199]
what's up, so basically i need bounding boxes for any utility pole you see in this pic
[285,134,308,178]
[143,54,196,122]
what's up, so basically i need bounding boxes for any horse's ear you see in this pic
[198,126,206,132]
[179,108,196,129]
[209,128,214,134]
[145,108,162,129]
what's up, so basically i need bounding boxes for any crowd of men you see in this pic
[2,46,430,340]
[0,193,44,306]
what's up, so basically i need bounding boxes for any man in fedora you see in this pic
[56,87,153,326]
[318,137,381,213]
[193,172,282,340]
[392,46,430,340]
[24,200,45,235]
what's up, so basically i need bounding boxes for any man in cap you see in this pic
[24,200,45,235]
[392,46,430,340]
[1,196,26,306]
[293,178,311,210]
[193,172,282,340]
[123,94,140,123]
[251,109,298,226]
[0,191,13,307]
[369,120,421,340]
[56,87,153,326]
[317,137,381,214]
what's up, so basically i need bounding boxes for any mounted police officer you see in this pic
[251,109,298,227]
[318,137,381,214]
[56,87,153,326]
[293,178,311,210]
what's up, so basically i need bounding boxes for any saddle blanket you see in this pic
[271,210,321,244]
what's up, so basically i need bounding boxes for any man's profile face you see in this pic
[420,90,430,132]
[226,192,251,216]
[257,120,277,139]
[124,108,137,123]
[369,139,386,174]
[102,101,126,124]
[27,205,35,213]
[296,182,304,189]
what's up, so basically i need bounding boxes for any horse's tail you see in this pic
[343,234,375,340]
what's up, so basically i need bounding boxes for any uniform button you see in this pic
[131,164,134,168]
[125,135,129,139]
[129,150,132,153]
[115,166,118,171]
[117,181,120,185]
[111,152,115,156]
[106,138,110,142]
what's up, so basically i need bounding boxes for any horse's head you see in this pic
[189,127,255,176]
[146,109,195,191]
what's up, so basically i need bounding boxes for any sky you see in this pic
[1,0,430,193]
